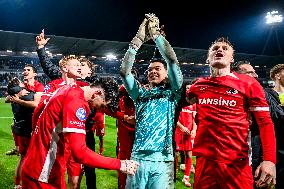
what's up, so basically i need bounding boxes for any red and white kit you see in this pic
[187,73,276,189]
[175,104,196,151]
[21,86,120,189]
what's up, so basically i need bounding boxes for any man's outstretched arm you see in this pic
[120,48,139,100]
[147,14,183,91]
[36,29,61,80]
[120,18,149,100]
[65,132,139,175]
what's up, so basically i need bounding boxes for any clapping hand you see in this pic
[130,18,151,51]
[145,13,161,40]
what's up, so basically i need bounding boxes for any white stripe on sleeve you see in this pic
[249,107,270,112]
[62,128,86,134]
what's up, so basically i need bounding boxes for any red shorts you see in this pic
[175,133,192,151]
[193,157,253,189]
[67,154,83,177]
[21,174,66,189]
[95,127,105,137]
[12,125,19,146]
[17,136,31,155]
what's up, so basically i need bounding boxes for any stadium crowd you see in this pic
[1,13,283,189]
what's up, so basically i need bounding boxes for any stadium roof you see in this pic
[0,30,283,67]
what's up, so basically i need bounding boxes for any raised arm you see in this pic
[120,47,137,97]
[120,18,149,100]
[36,29,61,80]
[147,14,183,91]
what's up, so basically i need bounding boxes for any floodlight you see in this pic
[266,11,283,24]
[106,54,117,60]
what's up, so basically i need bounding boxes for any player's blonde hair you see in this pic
[59,55,80,70]
[270,64,284,80]
[79,58,97,73]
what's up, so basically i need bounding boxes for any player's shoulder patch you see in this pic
[44,84,50,92]
[76,108,87,121]
[226,88,239,95]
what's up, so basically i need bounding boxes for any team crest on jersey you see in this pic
[44,84,50,92]
[226,88,238,95]
[76,108,87,121]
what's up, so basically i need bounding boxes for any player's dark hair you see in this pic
[7,77,22,96]
[231,60,251,72]
[88,76,119,112]
[149,47,167,68]
[24,64,38,73]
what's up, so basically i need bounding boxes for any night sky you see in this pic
[0,0,283,55]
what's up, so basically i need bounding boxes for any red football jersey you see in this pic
[22,86,88,186]
[44,79,89,93]
[32,79,66,132]
[24,79,45,92]
[176,104,196,134]
[187,72,275,164]
[44,78,66,93]
[93,111,105,136]
[32,79,89,130]
[76,80,89,87]
[117,85,136,153]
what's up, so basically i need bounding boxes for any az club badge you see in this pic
[76,108,86,121]
[44,84,50,92]
[226,88,238,95]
